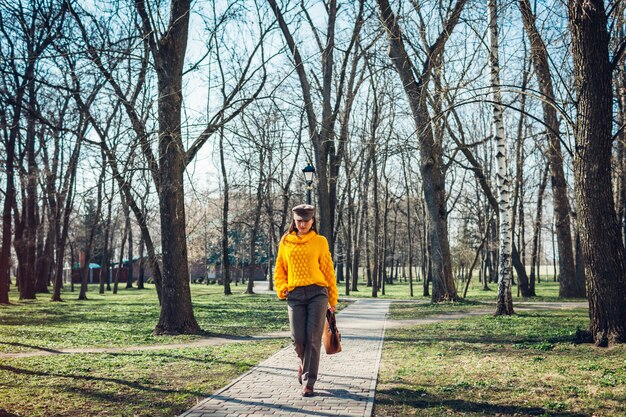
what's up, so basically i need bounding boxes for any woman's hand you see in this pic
[329,306,336,313]
[282,289,289,298]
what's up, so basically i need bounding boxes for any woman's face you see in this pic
[295,218,314,234]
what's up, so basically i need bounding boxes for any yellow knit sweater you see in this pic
[274,231,338,307]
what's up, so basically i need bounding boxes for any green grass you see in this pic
[0,279,601,416]
[340,275,581,303]
[0,341,285,417]
[0,283,290,354]
[390,299,490,320]
[0,283,293,416]
[375,308,625,417]
[1,279,570,355]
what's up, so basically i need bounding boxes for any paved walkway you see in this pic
[179,298,391,417]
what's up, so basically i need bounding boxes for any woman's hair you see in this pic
[284,217,317,236]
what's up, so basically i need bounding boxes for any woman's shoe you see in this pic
[302,386,314,397]
[297,365,303,385]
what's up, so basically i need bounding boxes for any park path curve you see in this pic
[179,298,391,417]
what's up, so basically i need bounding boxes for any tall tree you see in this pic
[266,0,365,250]
[517,0,581,297]
[488,0,514,315]
[219,125,232,296]
[133,0,200,333]
[529,161,550,296]
[0,0,67,302]
[70,0,268,332]
[369,81,381,298]
[78,176,104,301]
[568,0,626,346]
[375,0,467,301]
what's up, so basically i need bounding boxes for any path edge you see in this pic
[178,344,293,417]
[363,301,389,417]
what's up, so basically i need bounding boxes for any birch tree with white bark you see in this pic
[487,0,514,315]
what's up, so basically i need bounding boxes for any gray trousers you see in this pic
[287,284,329,388]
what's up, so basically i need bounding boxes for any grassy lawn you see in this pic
[0,283,293,416]
[0,283,290,354]
[0,279,607,417]
[0,341,284,417]
[376,307,625,417]
[390,299,491,320]
[342,275,584,304]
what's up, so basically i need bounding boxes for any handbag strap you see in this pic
[326,308,338,333]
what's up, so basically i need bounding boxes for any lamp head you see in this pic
[302,164,315,183]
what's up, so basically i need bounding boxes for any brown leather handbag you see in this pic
[323,308,342,354]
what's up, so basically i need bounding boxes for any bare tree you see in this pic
[78,156,106,300]
[0,0,67,301]
[218,124,232,296]
[68,0,269,333]
[487,0,514,315]
[517,0,580,297]
[375,0,467,301]
[528,161,550,295]
[266,0,365,250]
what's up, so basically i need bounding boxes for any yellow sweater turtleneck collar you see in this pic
[284,230,317,244]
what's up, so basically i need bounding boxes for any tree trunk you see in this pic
[390,205,399,285]
[125,202,133,289]
[79,158,106,300]
[575,230,585,291]
[529,163,550,296]
[36,216,54,293]
[612,7,626,243]
[336,244,344,284]
[464,219,491,298]
[352,145,373,293]
[0,136,16,304]
[370,89,380,298]
[19,70,40,301]
[365,216,372,288]
[351,193,365,292]
[512,241,532,297]
[344,233,351,295]
[136,0,200,334]
[568,0,626,346]
[79,250,91,300]
[100,185,113,295]
[421,203,430,296]
[518,0,580,297]
[488,0,514,315]
[51,133,81,302]
[381,178,391,295]
[614,9,626,246]
[376,0,465,302]
[402,155,415,297]
[137,235,145,290]
[154,98,199,332]
[113,221,127,295]
[246,150,266,295]
[219,126,232,296]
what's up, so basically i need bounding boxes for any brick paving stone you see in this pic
[179,299,390,417]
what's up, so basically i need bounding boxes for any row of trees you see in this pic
[0,0,625,346]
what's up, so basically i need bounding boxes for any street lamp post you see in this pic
[302,164,316,205]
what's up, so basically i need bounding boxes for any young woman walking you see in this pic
[274,204,338,397]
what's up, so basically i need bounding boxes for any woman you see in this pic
[274,204,338,397]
